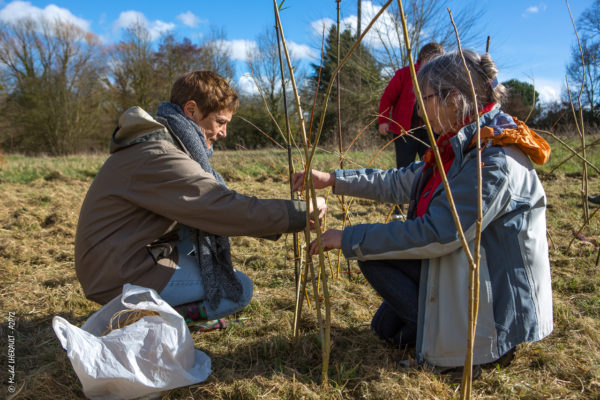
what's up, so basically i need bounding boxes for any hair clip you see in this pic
[490,77,498,89]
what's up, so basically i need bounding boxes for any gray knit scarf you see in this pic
[156,102,242,309]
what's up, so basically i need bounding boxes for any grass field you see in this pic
[1,139,600,399]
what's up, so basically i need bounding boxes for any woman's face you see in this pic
[195,109,233,149]
[184,100,233,149]
[417,88,459,135]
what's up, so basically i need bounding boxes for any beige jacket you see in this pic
[75,107,306,304]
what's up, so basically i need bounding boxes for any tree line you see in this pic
[0,2,597,155]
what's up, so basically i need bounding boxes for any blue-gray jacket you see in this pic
[335,106,553,367]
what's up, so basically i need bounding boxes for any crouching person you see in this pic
[293,50,553,376]
[75,71,325,322]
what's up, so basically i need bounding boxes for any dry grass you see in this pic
[1,149,599,399]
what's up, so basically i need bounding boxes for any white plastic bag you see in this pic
[52,284,211,400]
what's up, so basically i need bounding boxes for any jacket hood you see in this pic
[110,106,172,154]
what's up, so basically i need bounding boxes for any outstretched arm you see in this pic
[291,169,335,192]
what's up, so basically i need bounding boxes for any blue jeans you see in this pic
[358,259,420,347]
[160,227,253,319]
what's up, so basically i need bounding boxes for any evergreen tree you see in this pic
[502,79,540,122]
[308,26,384,148]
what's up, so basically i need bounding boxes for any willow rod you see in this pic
[567,0,589,221]
[308,0,393,166]
[335,0,350,278]
[396,0,475,264]
[273,0,300,291]
[537,129,600,174]
[273,1,331,384]
[549,136,600,174]
[448,10,483,399]
[396,2,478,395]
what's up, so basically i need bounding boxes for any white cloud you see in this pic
[176,11,204,28]
[0,0,90,31]
[213,38,315,65]
[309,2,402,50]
[114,10,174,41]
[523,3,547,17]
[287,41,317,60]
[114,11,144,30]
[310,18,335,36]
[238,73,259,95]
[536,80,561,104]
[214,39,258,61]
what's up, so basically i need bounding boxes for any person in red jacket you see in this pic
[378,43,444,170]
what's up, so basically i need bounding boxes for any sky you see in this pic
[0,0,592,104]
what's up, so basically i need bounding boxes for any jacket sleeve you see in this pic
[378,69,404,125]
[341,149,512,261]
[333,162,423,205]
[124,145,306,237]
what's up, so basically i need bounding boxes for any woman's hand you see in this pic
[378,123,389,136]
[308,196,327,229]
[309,229,343,255]
[292,169,335,192]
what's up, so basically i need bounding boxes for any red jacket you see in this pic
[378,62,420,135]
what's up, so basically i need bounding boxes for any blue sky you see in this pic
[0,0,592,103]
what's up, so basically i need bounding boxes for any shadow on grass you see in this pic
[0,312,91,399]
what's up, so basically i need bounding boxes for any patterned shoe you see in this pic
[174,301,208,322]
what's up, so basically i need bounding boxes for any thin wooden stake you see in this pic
[396,2,478,397]
[274,2,300,293]
[549,136,600,174]
[273,2,331,384]
[335,0,350,278]
[566,0,590,222]
[448,10,483,399]
[537,129,600,174]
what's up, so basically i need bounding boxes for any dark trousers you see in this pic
[394,127,429,169]
[358,259,420,347]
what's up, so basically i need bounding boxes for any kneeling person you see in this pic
[75,71,324,321]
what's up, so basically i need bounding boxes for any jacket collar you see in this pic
[450,104,515,161]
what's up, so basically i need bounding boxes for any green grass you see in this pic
[538,133,600,176]
[0,154,107,183]
[0,148,395,185]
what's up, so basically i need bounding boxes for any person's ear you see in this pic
[183,100,199,120]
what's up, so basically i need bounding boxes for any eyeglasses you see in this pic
[421,93,437,102]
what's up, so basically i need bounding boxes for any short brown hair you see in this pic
[417,42,444,64]
[170,71,239,117]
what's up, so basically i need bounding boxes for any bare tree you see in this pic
[154,35,204,100]
[107,22,158,113]
[371,0,485,71]
[249,27,282,116]
[235,26,306,147]
[201,27,235,81]
[566,1,600,124]
[0,18,105,154]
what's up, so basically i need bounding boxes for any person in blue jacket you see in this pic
[293,49,553,372]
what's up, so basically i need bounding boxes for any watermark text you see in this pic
[7,311,16,394]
